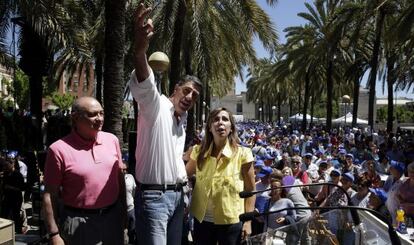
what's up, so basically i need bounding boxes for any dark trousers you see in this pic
[1,196,23,233]
[127,209,136,244]
[193,219,242,245]
[60,202,123,245]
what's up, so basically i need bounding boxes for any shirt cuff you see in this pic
[130,68,155,89]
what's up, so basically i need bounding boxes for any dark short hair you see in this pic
[177,75,203,93]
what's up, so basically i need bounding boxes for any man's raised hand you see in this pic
[134,3,153,55]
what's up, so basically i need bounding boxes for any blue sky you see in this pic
[235,0,414,99]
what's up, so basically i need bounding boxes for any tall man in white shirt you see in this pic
[130,4,202,245]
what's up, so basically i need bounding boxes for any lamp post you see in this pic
[272,105,276,123]
[202,101,206,123]
[342,95,351,126]
[148,51,170,94]
[258,107,262,122]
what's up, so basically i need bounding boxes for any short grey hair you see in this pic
[177,75,203,93]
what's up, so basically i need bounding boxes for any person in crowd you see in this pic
[186,107,255,244]
[16,152,29,233]
[252,139,267,158]
[317,161,329,182]
[361,160,382,188]
[291,156,309,185]
[254,159,265,181]
[262,153,275,167]
[252,165,272,235]
[122,161,136,244]
[302,153,318,180]
[342,153,360,179]
[376,155,390,175]
[386,143,405,162]
[281,175,312,244]
[274,152,290,170]
[368,188,391,222]
[383,160,405,225]
[42,97,126,244]
[351,176,372,208]
[397,162,414,219]
[322,172,356,244]
[130,4,203,244]
[0,156,25,234]
[264,178,297,243]
[322,172,356,208]
[315,168,342,207]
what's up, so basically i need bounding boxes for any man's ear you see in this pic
[171,84,179,97]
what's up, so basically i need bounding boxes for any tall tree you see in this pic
[103,0,126,144]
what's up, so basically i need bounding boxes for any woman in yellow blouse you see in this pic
[186,107,256,244]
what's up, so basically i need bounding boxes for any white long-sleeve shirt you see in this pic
[129,69,187,185]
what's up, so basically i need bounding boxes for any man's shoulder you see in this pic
[49,135,71,150]
[98,131,118,141]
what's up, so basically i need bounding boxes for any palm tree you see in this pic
[102,0,126,144]
[289,0,362,130]
[148,0,278,97]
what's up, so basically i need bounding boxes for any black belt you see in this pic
[139,182,186,192]
[64,202,117,215]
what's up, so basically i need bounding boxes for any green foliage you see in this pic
[14,69,30,110]
[49,92,75,111]
[376,106,414,123]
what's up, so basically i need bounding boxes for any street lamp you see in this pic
[342,95,351,126]
[272,105,276,123]
[148,51,170,93]
[202,101,206,123]
[258,107,262,122]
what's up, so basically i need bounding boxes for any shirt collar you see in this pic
[165,95,188,123]
[204,140,234,158]
[71,130,102,146]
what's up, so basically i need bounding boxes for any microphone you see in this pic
[240,182,361,225]
[239,206,401,245]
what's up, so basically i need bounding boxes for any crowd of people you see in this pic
[229,120,414,244]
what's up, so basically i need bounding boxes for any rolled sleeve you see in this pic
[129,69,160,122]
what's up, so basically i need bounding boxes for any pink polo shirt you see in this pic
[44,130,123,209]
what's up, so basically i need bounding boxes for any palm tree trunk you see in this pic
[95,54,103,103]
[277,95,281,125]
[326,59,334,130]
[184,43,195,147]
[367,9,385,130]
[352,75,360,127]
[386,56,396,133]
[19,23,50,150]
[103,0,126,145]
[169,0,186,95]
[302,71,310,131]
[310,94,315,128]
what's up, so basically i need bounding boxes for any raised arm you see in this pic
[133,3,153,82]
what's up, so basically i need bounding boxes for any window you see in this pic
[236,102,242,114]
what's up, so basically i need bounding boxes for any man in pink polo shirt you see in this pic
[42,97,126,244]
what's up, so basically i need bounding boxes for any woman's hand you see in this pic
[241,221,252,240]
